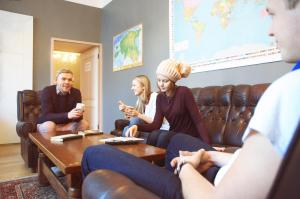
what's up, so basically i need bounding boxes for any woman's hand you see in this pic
[125,125,139,137]
[118,100,127,112]
[125,109,140,117]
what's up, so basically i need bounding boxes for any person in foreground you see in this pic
[118,75,169,137]
[37,69,89,139]
[169,0,300,198]
[82,0,300,198]
[125,59,210,147]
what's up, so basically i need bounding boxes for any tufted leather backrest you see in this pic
[223,84,269,146]
[192,85,233,145]
[191,83,269,147]
[17,90,42,123]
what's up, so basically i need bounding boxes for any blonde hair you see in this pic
[134,75,151,114]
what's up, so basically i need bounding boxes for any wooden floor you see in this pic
[0,143,36,181]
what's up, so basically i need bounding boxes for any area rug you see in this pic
[0,175,58,199]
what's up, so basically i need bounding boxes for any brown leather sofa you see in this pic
[82,83,270,199]
[16,90,41,172]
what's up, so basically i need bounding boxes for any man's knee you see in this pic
[38,121,56,133]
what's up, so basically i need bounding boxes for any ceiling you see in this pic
[64,0,112,8]
[54,40,95,53]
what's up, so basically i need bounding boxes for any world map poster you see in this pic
[113,24,143,71]
[169,0,282,73]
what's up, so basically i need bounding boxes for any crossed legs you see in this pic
[37,119,89,139]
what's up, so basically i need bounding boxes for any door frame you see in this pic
[50,37,103,130]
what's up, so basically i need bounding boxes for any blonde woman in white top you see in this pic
[119,75,169,136]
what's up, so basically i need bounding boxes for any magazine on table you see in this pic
[78,129,103,136]
[50,134,83,142]
[99,137,144,145]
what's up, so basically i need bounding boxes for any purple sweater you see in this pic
[37,85,82,124]
[138,86,210,144]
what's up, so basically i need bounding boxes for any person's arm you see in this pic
[206,151,233,167]
[171,150,233,174]
[118,100,127,112]
[137,113,153,123]
[184,88,210,144]
[126,96,165,137]
[127,92,157,124]
[137,94,164,132]
[123,108,153,123]
[179,131,281,199]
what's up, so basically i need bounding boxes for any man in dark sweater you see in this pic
[37,69,89,139]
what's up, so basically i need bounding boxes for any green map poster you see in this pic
[113,24,143,71]
[169,0,282,73]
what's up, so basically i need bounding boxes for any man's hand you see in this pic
[125,125,139,137]
[171,149,213,174]
[68,108,82,119]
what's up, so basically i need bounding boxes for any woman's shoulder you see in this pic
[148,92,158,103]
[176,86,191,93]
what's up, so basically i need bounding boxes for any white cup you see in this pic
[76,103,85,113]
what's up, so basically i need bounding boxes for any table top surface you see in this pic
[29,132,166,174]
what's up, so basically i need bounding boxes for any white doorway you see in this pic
[0,10,33,144]
[50,38,103,130]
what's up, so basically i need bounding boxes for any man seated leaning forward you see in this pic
[37,69,89,139]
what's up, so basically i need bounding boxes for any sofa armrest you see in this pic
[110,119,130,136]
[82,170,160,199]
[115,119,130,130]
[16,121,36,138]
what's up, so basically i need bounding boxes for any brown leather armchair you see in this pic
[16,90,41,172]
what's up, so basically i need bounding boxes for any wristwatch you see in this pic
[176,161,188,176]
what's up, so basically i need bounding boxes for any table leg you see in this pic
[38,152,49,186]
[66,173,82,199]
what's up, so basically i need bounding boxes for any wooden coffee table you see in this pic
[29,132,166,199]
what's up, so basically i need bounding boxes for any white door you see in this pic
[80,47,99,129]
[0,10,33,144]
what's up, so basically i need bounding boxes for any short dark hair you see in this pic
[286,0,299,9]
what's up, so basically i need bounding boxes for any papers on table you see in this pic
[78,130,103,136]
[50,134,83,142]
[99,137,144,145]
[50,130,102,142]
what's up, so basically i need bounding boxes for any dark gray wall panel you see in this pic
[100,0,292,132]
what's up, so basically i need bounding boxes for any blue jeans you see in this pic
[122,117,145,136]
[165,134,220,183]
[146,130,177,148]
[81,134,219,198]
[81,144,183,199]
